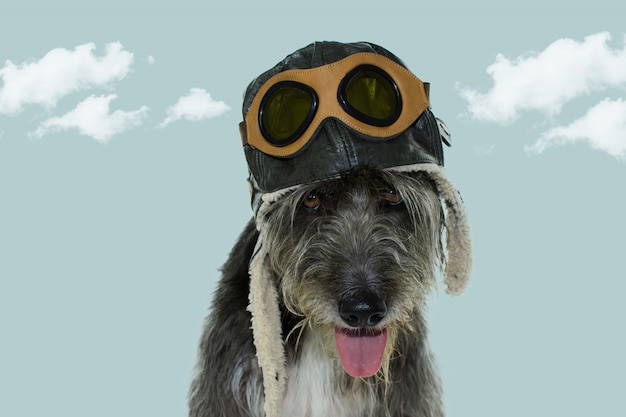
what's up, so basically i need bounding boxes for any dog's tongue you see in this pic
[334,328,387,378]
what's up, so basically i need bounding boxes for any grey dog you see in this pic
[190,167,446,416]
[188,41,471,417]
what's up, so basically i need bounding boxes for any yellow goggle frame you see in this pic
[240,52,430,158]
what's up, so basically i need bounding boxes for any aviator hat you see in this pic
[241,41,451,212]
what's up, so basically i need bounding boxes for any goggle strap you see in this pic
[424,82,430,102]
[239,121,249,146]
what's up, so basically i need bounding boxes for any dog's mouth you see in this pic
[334,327,387,378]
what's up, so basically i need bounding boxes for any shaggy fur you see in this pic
[190,167,449,417]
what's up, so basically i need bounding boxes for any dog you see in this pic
[190,167,451,416]
[188,40,471,417]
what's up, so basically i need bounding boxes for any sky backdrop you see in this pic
[1,1,625,416]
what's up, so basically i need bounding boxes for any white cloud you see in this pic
[526,98,626,160]
[458,32,626,124]
[158,88,230,128]
[29,94,149,143]
[147,55,156,66]
[0,42,133,115]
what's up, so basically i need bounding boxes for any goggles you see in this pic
[240,52,430,158]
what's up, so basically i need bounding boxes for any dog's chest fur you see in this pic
[280,331,375,417]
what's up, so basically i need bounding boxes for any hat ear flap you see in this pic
[430,170,472,295]
[248,241,286,417]
[386,164,473,294]
[247,187,297,417]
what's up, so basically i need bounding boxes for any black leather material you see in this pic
[241,41,445,197]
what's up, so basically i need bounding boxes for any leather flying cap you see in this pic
[241,41,447,203]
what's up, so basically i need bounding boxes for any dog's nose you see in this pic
[339,292,387,327]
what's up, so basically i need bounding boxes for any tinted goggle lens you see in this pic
[340,66,400,127]
[260,82,317,146]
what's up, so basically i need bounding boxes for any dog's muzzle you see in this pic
[335,291,388,378]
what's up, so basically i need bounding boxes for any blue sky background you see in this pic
[1,1,625,416]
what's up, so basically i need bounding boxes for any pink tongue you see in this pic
[334,328,387,377]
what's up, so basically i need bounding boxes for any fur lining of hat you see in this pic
[247,185,297,417]
[388,163,472,295]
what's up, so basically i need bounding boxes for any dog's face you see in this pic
[263,167,444,380]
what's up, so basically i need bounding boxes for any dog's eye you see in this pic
[383,189,403,205]
[302,192,321,209]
